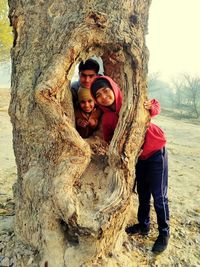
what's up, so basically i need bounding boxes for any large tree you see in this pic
[0,0,12,63]
[8,0,151,266]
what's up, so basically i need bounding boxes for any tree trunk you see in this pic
[8,0,151,266]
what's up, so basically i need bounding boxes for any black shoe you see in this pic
[152,235,169,253]
[125,223,150,236]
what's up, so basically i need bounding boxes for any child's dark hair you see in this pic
[91,78,112,98]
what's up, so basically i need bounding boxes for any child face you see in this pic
[80,98,95,113]
[96,87,115,107]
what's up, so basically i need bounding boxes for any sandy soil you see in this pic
[0,88,199,266]
[0,90,16,204]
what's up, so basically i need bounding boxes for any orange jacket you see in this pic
[75,107,102,138]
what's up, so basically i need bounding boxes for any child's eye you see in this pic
[104,88,110,93]
[88,100,93,103]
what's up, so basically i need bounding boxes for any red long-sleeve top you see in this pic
[139,99,166,160]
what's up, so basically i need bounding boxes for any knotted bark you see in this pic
[8,0,151,266]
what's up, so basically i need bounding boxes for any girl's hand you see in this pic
[88,118,96,127]
[138,149,143,156]
[77,119,88,128]
[144,100,152,110]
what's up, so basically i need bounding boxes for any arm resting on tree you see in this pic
[149,99,161,117]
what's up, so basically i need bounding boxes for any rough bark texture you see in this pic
[8,0,151,266]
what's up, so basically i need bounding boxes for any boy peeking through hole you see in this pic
[75,87,101,138]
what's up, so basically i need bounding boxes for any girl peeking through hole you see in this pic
[90,76,122,143]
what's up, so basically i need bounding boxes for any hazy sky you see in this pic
[1,1,200,86]
[147,0,200,81]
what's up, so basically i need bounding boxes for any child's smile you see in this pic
[96,87,115,107]
[80,99,95,113]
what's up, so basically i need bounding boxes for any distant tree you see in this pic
[148,72,161,92]
[182,74,200,118]
[148,72,174,108]
[171,78,185,109]
[172,74,200,118]
[0,0,13,64]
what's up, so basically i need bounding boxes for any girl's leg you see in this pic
[149,149,170,237]
[136,160,151,230]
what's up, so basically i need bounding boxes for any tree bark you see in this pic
[8,0,151,266]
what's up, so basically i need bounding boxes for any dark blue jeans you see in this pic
[136,148,170,236]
